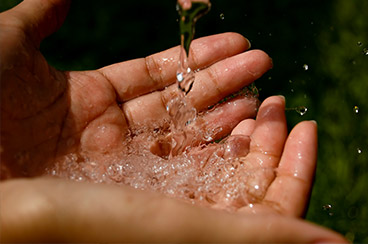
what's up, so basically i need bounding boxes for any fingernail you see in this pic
[245,38,252,49]
[277,95,285,101]
[310,120,318,125]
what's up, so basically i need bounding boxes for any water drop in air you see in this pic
[357,148,362,154]
[363,48,368,56]
[220,13,225,20]
[357,41,362,46]
[297,106,308,116]
[354,105,359,114]
[303,64,309,71]
[322,204,332,210]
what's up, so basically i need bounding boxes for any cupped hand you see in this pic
[0,0,262,178]
[0,0,347,243]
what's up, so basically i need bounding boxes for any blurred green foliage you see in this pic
[1,0,367,242]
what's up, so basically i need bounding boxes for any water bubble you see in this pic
[353,105,359,114]
[220,13,225,20]
[303,64,309,71]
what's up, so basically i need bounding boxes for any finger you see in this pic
[263,121,318,217]
[186,49,271,111]
[231,119,256,137]
[0,178,347,243]
[4,0,70,46]
[99,33,251,101]
[123,50,271,128]
[246,96,287,169]
[189,96,258,142]
[149,96,257,158]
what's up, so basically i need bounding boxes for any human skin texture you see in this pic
[0,0,348,243]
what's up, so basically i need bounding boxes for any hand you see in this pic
[0,0,261,179]
[0,0,347,243]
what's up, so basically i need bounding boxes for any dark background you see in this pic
[1,0,367,242]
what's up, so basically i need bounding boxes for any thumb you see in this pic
[6,0,70,47]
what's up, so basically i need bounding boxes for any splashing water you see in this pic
[44,2,268,212]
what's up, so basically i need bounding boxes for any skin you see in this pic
[0,0,348,243]
[178,0,211,10]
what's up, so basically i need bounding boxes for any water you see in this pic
[286,106,308,116]
[32,0,367,242]
[176,1,210,94]
[354,105,359,114]
[43,1,268,212]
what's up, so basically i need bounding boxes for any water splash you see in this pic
[43,1,267,212]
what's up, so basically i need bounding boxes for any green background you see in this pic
[1,0,367,242]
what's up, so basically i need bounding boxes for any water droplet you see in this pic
[303,64,309,71]
[322,204,332,210]
[363,48,368,56]
[357,41,362,46]
[296,106,308,116]
[177,72,184,82]
[354,105,359,114]
[220,13,225,20]
[357,148,362,154]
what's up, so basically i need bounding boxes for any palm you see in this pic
[1,1,346,243]
[0,1,315,217]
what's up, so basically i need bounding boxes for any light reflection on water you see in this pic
[1,0,367,242]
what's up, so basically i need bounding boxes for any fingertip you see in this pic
[245,49,273,75]
[256,95,286,121]
[231,119,256,136]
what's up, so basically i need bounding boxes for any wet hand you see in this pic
[0,0,347,243]
[0,0,264,178]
